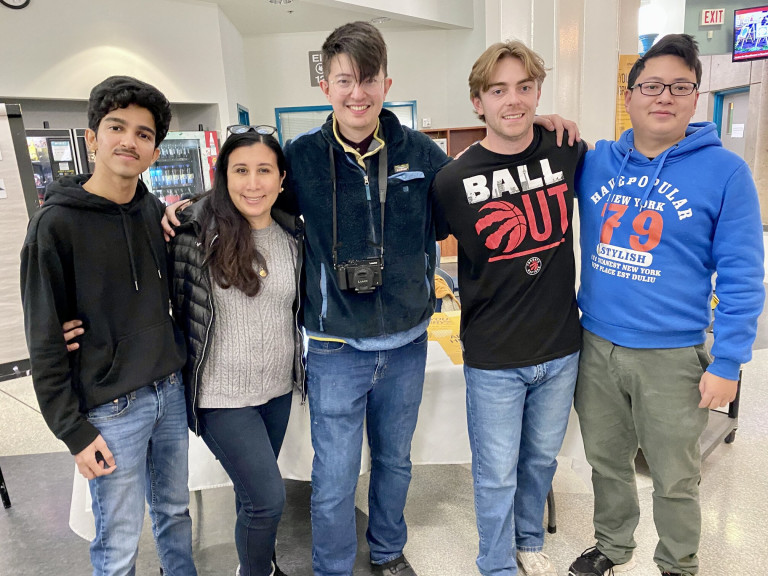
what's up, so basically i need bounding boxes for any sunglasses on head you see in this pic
[226,124,277,136]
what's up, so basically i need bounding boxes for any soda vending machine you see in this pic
[141,130,219,205]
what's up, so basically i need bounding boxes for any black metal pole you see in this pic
[0,464,11,509]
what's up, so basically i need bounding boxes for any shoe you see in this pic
[568,547,636,576]
[235,563,283,576]
[372,554,417,575]
[517,550,558,575]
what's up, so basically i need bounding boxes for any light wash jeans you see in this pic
[87,371,196,576]
[306,331,428,576]
[464,352,578,576]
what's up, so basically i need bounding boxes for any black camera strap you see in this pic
[329,142,388,268]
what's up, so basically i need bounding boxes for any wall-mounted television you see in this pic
[733,5,768,62]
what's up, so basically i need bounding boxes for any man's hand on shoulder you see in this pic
[698,371,738,409]
[75,434,116,480]
[533,114,582,147]
[161,199,192,242]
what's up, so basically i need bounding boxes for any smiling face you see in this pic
[226,142,285,230]
[86,103,160,180]
[472,55,541,155]
[320,53,392,143]
[625,54,699,156]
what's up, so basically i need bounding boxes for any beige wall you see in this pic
[242,0,487,131]
[0,0,245,130]
[692,57,766,223]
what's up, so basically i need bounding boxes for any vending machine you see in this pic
[141,130,219,205]
[26,129,79,205]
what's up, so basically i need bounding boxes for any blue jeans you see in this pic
[198,392,292,576]
[464,352,578,576]
[87,371,196,576]
[307,332,428,576]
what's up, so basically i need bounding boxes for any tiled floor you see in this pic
[2,248,768,575]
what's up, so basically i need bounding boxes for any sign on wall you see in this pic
[701,9,724,26]
[309,51,324,87]
[615,54,639,140]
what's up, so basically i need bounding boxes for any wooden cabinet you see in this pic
[422,126,486,158]
[422,126,486,259]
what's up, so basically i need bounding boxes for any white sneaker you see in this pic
[613,555,637,573]
[517,551,558,576]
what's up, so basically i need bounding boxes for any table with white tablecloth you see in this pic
[70,341,589,540]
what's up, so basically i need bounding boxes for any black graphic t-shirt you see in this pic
[433,126,587,369]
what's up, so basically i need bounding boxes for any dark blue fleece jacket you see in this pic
[283,109,450,339]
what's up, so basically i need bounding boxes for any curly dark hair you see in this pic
[87,76,172,146]
[201,132,287,297]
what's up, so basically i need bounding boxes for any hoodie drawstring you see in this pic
[141,217,164,281]
[638,145,674,209]
[597,144,675,243]
[121,205,164,292]
[120,210,141,292]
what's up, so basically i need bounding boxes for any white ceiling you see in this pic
[198,0,470,36]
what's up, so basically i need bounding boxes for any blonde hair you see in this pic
[468,41,547,121]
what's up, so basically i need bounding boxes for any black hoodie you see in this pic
[20,175,186,455]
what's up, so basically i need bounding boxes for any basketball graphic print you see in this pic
[476,201,528,253]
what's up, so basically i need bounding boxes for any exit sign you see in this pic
[701,9,724,25]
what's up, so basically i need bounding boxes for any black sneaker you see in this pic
[569,547,617,576]
[372,555,417,576]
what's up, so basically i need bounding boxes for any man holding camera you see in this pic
[281,21,450,576]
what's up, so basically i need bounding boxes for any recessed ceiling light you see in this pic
[370,17,391,25]
[268,0,293,4]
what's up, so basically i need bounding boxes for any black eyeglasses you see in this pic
[630,82,698,97]
[226,124,277,136]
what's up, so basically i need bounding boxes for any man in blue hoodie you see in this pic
[568,35,764,576]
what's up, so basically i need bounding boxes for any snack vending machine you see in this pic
[26,129,81,205]
[141,130,219,205]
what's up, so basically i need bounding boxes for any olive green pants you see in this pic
[574,329,710,576]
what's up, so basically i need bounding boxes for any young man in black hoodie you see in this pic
[20,76,196,576]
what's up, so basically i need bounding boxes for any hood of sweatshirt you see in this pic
[612,122,722,206]
[43,174,163,291]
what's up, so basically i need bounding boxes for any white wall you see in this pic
[218,8,249,127]
[243,0,486,130]
[0,0,246,130]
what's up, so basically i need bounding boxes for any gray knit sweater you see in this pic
[198,221,297,408]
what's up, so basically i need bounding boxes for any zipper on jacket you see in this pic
[293,225,307,404]
[192,280,215,436]
[364,174,371,201]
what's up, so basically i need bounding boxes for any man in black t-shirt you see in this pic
[433,41,586,576]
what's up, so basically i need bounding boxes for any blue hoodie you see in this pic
[577,122,764,380]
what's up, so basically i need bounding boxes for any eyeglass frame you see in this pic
[326,76,386,95]
[226,124,278,136]
[629,82,698,97]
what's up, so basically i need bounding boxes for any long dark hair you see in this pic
[200,132,286,297]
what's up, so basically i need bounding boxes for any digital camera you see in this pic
[336,258,383,293]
